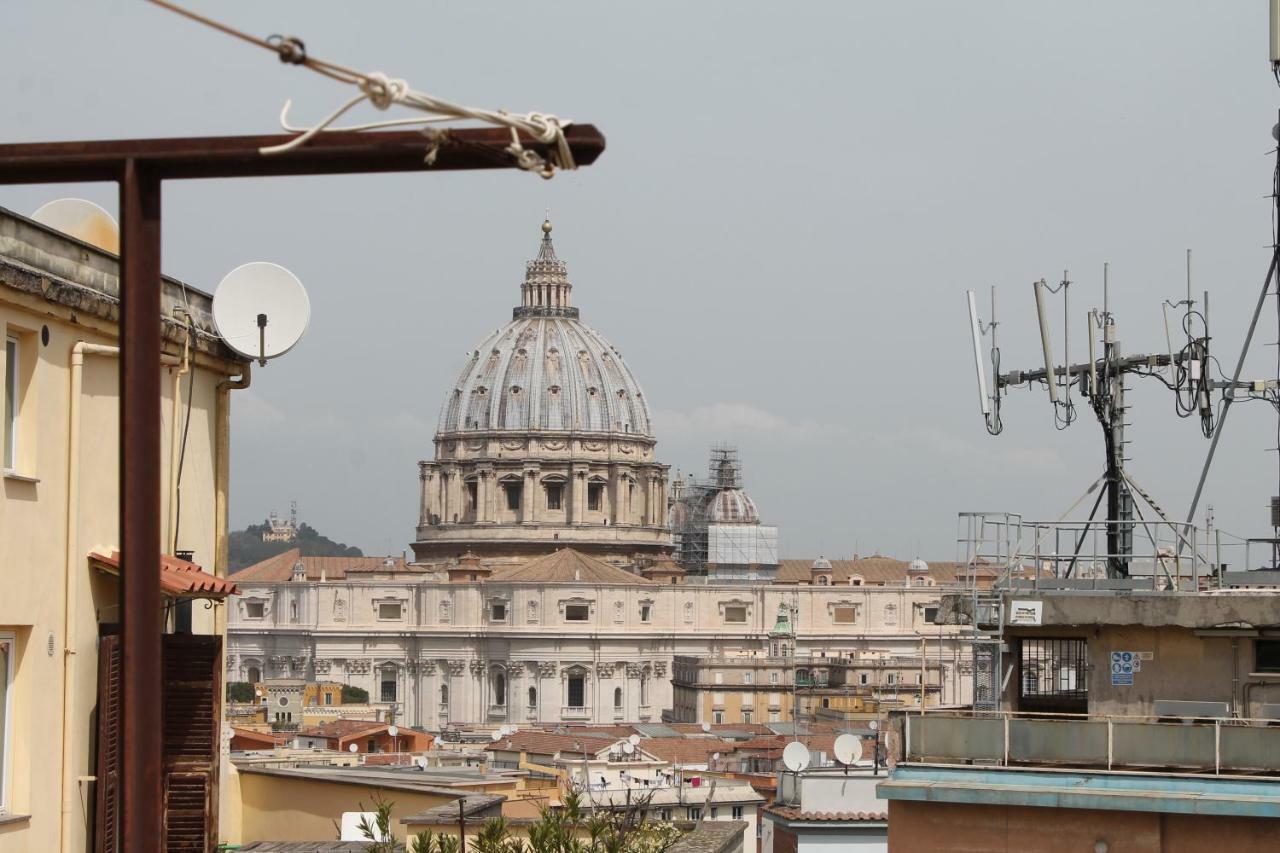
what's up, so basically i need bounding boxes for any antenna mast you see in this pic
[966,255,1217,578]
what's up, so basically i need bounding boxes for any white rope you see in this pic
[145,0,576,178]
[261,71,576,178]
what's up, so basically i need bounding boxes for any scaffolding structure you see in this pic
[672,446,779,579]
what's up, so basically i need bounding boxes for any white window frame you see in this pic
[377,600,405,621]
[244,600,266,619]
[0,631,13,816]
[732,806,744,820]
[3,335,17,472]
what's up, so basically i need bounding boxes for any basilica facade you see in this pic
[227,221,980,730]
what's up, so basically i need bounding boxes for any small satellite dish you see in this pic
[348,743,359,753]
[212,261,311,366]
[387,725,399,738]
[622,742,635,755]
[701,721,711,733]
[628,734,641,746]
[782,741,811,773]
[833,734,859,766]
[868,719,880,731]
[711,752,721,762]
[31,198,119,253]
[491,730,503,741]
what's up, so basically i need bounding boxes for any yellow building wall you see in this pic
[701,689,793,725]
[0,288,238,853]
[237,772,456,844]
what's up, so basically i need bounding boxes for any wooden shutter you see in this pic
[161,634,222,852]
[94,634,122,853]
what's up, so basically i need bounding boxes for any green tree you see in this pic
[341,684,369,703]
[355,793,396,853]
[225,681,255,703]
[228,517,364,571]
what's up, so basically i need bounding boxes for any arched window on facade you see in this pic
[640,675,650,706]
[817,575,829,585]
[493,670,507,707]
[528,686,537,708]
[246,665,261,684]
[566,670,586,709]
[440,684,449,705]
[289,601,298,622]
[614,686,623,709]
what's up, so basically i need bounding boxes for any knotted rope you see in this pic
[146,0,576,178]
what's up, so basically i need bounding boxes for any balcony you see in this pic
[562,705,591,719]
[488,703,508,719]
[901,709,1280,775]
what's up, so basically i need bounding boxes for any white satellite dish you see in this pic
[31,198,119,253]
[711,752,721,762]
[782,741,811,773]
[868,719,880,731]
[491,730,503,741]
[212,261,311,365]
[833,734,859,766]
[628,734,641,746]
[701,721,711,733]
[622,742,635,755]
[387,725,399,738]
[348,743,359,753]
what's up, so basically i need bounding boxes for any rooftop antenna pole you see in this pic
[1184,111,1280,531]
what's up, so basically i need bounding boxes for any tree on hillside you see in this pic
[229,518,364,570]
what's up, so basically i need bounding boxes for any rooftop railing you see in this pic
[953,511,1257,592]
[900,709,1280,776]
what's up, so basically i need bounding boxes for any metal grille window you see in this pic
[1018,638,1087,713]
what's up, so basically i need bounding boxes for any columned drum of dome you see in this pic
[414,221,672,567]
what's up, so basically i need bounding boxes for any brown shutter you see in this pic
[161,633,222,852]
[94,634,122,853]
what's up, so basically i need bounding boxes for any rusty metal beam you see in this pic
[0,124,605,183]
[0,121,605,853]
[119,159,164,849]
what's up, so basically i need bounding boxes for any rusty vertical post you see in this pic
[119,158,164,852]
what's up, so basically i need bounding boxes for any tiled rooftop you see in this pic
[490,548,651,585]
[230,548,416,582]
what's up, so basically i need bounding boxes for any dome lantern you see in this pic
[517,218,576,319]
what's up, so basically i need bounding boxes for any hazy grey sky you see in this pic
[5,2,1279,562]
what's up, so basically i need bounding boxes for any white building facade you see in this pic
[226,570,974,729]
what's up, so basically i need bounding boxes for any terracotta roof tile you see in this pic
[634,737,725,765]
[485,731,616,756]
[764,805,887,822]
[91,550,239,598]
[230,548,417,582]
[300,719,388,739]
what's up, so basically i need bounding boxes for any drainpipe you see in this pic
[60,342,179,853]
[214,363,250,584]
[1232,638,1240,717]
[166,316,191,555]
[211,363,249,844]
